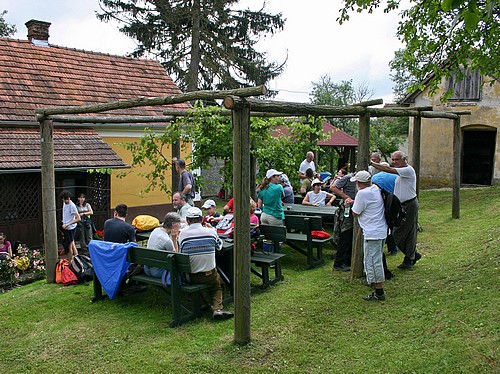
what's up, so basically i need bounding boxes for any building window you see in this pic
[445,68,481,101]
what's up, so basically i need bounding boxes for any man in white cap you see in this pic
[201,199,222,227]
[350,170,388,301]
[178,206,233,319]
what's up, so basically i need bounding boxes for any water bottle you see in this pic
[344,204,351,217]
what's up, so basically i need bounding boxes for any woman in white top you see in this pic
[303,179,336,207]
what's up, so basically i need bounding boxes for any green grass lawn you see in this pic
[1,187,498,373]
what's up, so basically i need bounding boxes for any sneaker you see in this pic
[363,292,386,301]
[412,252,422,265]
[213,309,234,320]
[397,262,413,270]
[334,264,351,272]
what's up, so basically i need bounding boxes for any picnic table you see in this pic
[284,203,338,220]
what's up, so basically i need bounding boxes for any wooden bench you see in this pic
[128,246,218,327]
[284,215,329,269]
[251,224,287,289]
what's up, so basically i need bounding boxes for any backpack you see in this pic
[380,188,406,229]
[132,215,161,232]
[69,254,94,283]
[56,259,79,286]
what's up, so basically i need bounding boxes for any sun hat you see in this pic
[186,207,203,218]
[311,178,323,186]
[350,170,371,183]
[266,169,283,179]
[202,199,216,209]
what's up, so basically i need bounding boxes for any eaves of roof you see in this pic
[0,127,126,171]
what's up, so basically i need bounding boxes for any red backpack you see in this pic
[55,259,79,286]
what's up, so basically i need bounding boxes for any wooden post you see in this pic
[452,117,461,219]
[351,113,370,279]
[250,140,257,201]
[349,147,356,172]
[40,119,58,283]
[411,116,421,197]
[231,104,252,345]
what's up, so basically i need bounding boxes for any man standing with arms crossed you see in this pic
[370,151,421,270]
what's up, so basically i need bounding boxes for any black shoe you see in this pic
[412,252,422,265]
[334,264,351,272]
[213,309,234,320]
[363,292,385,301]
[397,262,413,270]
[385,270,395,280]
[389,251,398,256]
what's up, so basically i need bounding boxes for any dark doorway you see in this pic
[462,129,496,185]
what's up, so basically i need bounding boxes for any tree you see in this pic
[0,10,16,37]
[309,75,374,136]
[97,0,286,92]
[338,0,500,98]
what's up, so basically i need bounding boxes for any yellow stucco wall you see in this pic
[101,135,173,208]
[409,77,500,188]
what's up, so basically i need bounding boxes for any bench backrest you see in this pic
[127,246,192,273]
[285,215,323,233]
[259,224,287,242]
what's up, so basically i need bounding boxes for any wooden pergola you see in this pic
[36,85,469,345]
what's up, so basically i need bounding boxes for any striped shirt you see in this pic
[178,223,222,273]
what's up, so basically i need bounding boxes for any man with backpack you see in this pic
[370,151,421,270]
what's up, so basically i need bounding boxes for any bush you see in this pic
[0,245,45,289]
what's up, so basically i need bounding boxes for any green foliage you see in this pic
[120,104,325,194]
[0,10,16,37]
[338,1,500,100]
[87,168,113,175]
[370,116,408,161]
[309,75,375,137]
[97,0,286,92]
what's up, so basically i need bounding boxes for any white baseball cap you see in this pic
[186,207,203,218]
[311,178,323,186]
[202,199,216,209]
[350,170,371,183]
[266,169,282,179]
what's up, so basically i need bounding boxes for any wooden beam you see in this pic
[452,117,461,219]
[36,86,267,117]
[225,97,367,116]
[46,115,176,123]
[232,105,252,345]
[354,98,384,107]
[40,119,58,283]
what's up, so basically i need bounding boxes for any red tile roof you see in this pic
[0,127,126,170]
[270,121,358,147]
[318,122,358,147]
[0,38,189,121]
